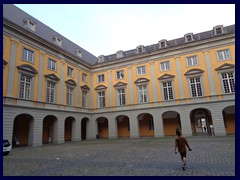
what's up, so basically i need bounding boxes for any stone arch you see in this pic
[162,111,181,136]
[42,115,58,144]
[190,108,213,135]
[116,115,130,138]
[222,105,235,134]
[96,117,108,139]
[12,113,34,148]
[137,113,154,137]
[64,116,75,142]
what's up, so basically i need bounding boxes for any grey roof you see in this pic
[3,4,98,65]
[3,4,235,66]
[94,24,235,65]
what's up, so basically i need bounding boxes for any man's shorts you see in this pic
[180,152,187,158]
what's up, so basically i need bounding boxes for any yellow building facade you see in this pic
[3,5,235,148]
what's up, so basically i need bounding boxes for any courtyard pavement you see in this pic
[3,136,235,176]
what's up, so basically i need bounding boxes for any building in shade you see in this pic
[3,4,235,148]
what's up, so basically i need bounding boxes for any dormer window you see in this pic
[159,39,167,48]
[23,18,36,32]
[76,49,82,57]
[98,55,105,63]
[184,33,194,42]
[116,50,125,58]
[213,25,224,36]
[52,36,62,46]
[136,45,145,54]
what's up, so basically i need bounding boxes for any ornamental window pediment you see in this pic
[184,68,204,76]
[95,85,107,90]
[158,74,175,80]
[17,64,38,75]
[44,73,60,81]
[65,79,77,86]
[113,82,127,88]
[134,77,150,84]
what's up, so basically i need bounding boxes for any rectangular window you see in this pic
[66,86,73,105]
[67,67,74,77]
[48,59,57,71]
[138,85,148,103]
[116,70,124,79]
[22,48,34,63]
[186,56,198,66]
[216,27,222,35]
[46,81,55,103]
[162,81,174,100]
[19,74,31,99]
[190,77,203,97]
[160,61,170,71]
[137,66,146,75]
[160,41,166,48]
[25,20,36,31]
[221,72,235,93]
[98,91,106,108]
[117,88,126,106]
[217,49,230,61]
[98,74,105,82]
[82,90,87,107]
[82,73,87,82]
[138,47,143,53]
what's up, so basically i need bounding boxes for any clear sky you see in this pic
[14,4,235,57]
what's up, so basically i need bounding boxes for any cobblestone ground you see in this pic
[3,136,235,176]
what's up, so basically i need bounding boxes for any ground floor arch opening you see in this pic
[96,117,108,139]
[65,117,75,142]
[162,111,181,136]
[81,117,89,140]
[190,108,213,135]
[116,115,130,138]
[223,105,235,134]
[42,115,57,144]
[12,114,34,148]
[138,113,154,137]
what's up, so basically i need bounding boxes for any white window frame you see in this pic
[137,66,146,75]
[221,72,235,94]
[217,49,231,61]
[184,33,194,43]
[98,74,105,82]
[160,61,170,71]
[22,48,34,63]
[159,39,167,48]
[186,56,198,67]
[76,49,82,57]
[213,25,224,35]
[19,74,32,99]
[138,85,148,103]
[116,50,124,58]
[24,19,36,31]
[53,36,62,46]
[116,70,124,79]
[67,67,74,77]
[162,81,174,101]
[82,73,87,82]
[66,86,74,106]
[46,81,56,103]
[98,91,106,108]
[189,77,203,97]
[48,58,57,71]
[117,88,126,106]
[82,90,88,108]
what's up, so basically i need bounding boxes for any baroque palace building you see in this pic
[3,4,235,148]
